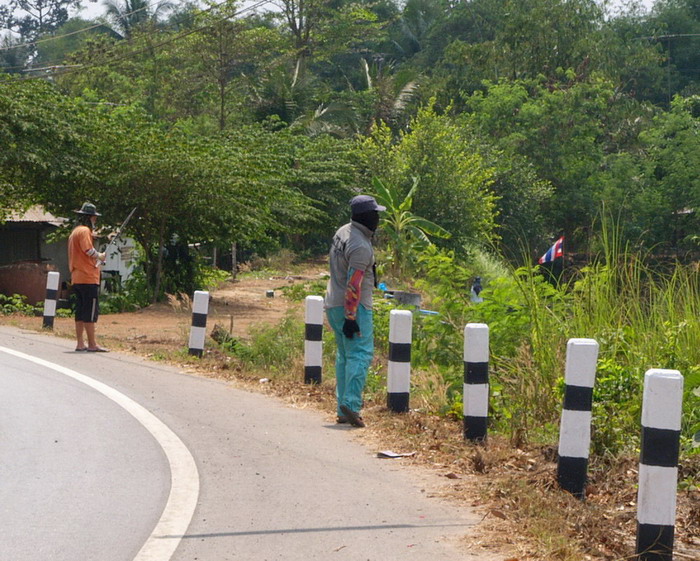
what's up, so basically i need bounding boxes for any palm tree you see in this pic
[361,57,419,132]
[102,0,173,39]
[292,102,360,138]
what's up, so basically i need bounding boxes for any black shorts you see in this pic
[73,284,100,323]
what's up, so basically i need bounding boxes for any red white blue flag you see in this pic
[539,236,564,264]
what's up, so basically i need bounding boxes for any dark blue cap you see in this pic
[350,195,386,214]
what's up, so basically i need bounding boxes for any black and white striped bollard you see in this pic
[387,309,412,413]
[304,295,323,384]
[188,290,210,357]
[42,271,60,329]
[636,369,684,561]
[463,323,489,441]
[557,338,599,498]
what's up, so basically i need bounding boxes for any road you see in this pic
[0,326,488,561]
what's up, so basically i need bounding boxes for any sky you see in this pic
[0,0,658,39]
[74,0,657,22]
[74,0,271,21]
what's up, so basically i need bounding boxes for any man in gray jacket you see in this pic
[325,195,385,427]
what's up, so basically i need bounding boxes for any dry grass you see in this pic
[165,292,192,312]
[184,347,700,561]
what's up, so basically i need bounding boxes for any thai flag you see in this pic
[539,236,564,264]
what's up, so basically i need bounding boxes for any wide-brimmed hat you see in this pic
[74,202,101,216]
[350,195,386,214]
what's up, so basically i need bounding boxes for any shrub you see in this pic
[0,294,39,315]
[100,269,151,313]
[220,310,305,374]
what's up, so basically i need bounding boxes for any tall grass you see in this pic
[496,217,700,456]
[563,220,700,456]
[405,220,699,456]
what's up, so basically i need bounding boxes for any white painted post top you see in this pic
[464,323,489,363]
[305,295,325,323]
[192,290,210,314]
[389,309,413,343]
[642,369,684,431]
[47,271,60,290]
[564,338,599,387]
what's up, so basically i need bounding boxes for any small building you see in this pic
[0,206,69,305]
[0,206,138,304]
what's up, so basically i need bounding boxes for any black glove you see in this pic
[342,318,361,339]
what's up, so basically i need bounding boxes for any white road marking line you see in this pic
[0,346,200,561]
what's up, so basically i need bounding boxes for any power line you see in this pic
[52,0,272,76]
[0,0,160,51]
[637,34,700,40]
[2,0,272,77]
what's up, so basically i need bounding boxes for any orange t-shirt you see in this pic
[68,225,100,285]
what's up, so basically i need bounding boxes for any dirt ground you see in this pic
[4,272,322,355]
[102,274,304,348]
[1,270,698,561]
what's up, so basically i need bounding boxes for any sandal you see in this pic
[86,346,109,352]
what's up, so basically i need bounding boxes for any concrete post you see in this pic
[636,369,684,561]
[42,271,60,329]
[304,295,324,384]
[463,323,489,441]
[188,290,209,357]
[557,338,599,498]
[387,310,412,413]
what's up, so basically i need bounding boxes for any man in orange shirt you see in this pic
[68,202,108,352]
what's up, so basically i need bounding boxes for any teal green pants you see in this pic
[327,305,374,416]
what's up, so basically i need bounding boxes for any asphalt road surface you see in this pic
[0,326,488,561]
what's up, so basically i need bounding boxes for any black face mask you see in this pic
[352,210,380,232]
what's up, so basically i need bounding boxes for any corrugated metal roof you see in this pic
[5,205,67,227]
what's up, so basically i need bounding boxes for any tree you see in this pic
[648,0,700,99]
[0,78,89,218]
[637,94,700,249]
[273,0,326,74]
[34,17,118,69]
[393,0,443,59]
[272,0,387,90]
[1,0,81,40]
[183,4,286,129]
[0,0,83,70]
[57,25,187,120]
[359,107,497,252]
[495,0,603,78]
[0,34,32,74]
[463,75,626,242]
[359,58,419,133]
[75,107,317,299]
[0,79,326,298]
[459,135,554,256]
[597,7,668,103]
[278,128,360,251]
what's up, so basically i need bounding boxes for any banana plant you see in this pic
[372,176,450,278]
